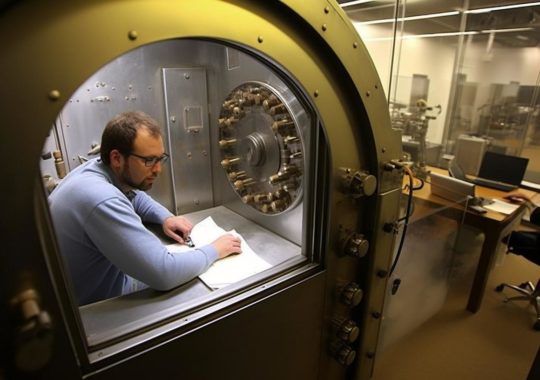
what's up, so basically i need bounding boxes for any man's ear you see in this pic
[109,149,123,170]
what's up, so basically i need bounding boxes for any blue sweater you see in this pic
[49,158,218,305]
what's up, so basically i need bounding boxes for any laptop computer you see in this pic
[449,151,529,192]
[430,171,475,203]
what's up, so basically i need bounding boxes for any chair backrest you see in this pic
[507,230,540,266]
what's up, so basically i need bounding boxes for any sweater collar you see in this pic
[96,159,137,201]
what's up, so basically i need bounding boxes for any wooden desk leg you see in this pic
[466,230,501,313]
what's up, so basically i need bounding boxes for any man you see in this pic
[49,111,241,305]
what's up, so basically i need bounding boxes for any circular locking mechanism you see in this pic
[218,81,305,215]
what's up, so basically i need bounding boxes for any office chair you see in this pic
[495,230,540,331]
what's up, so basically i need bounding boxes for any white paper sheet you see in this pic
[166,216,272,289]
[483,198,520,215]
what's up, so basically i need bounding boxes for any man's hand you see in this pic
[212,234,242,259]
[504,191,531,204]
[163,216,193,244]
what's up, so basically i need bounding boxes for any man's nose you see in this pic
[152,161,162,174]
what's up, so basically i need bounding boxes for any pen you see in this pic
[185,236,195,248]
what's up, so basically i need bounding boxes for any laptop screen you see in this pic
[477,151,529,185]
[448,158,467,181]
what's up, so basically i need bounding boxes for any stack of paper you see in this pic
[483,198,520,215]
[166,217,272,289]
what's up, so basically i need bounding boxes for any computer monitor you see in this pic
[477,151,529,186]
[516,85,540,106]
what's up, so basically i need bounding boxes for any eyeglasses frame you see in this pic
[128,152,170,167]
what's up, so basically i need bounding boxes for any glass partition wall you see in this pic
[342,0,540,182]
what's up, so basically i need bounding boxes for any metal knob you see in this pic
[330,341,357,366]
[10,289,53,372]
[340,232,369,258]
[340,282,363,307]
[341,168,377,197]
[334,319,360,343]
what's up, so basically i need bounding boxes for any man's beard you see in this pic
[121,161,154,191]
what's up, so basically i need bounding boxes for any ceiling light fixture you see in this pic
[359,11,460,25]
[360,27,534,41]
[339,0,375,8]
[465,2,540,14]
[349,2,540,25]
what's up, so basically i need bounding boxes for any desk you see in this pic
[409,166,536,313]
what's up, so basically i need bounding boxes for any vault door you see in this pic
[163,67,213,214]
[1,1,403,380]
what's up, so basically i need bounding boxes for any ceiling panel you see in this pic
[341,0,540,47]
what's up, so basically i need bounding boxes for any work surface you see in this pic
[79,206,302,347]
[413,166,536,222]
[405,166,537,313]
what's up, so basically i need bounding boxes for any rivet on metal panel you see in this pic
[202,150,208,156]
[382,147,387,153]
[184,73,190,80]
[48,90,61,101]
[375,84,379,90]
[353,42,358,48]
[170,116,176,123]
[187,152,192,159]
[324,6,330,14]
[128,30,138,41]
[257,36,264,43]
[314,90,319,97]
[376,269,388,278]
[322,24,327,31]
[366,91,371,97]
[194,199,200,205]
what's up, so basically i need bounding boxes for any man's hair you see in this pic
[100,111,162,165]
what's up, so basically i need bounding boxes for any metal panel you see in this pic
[88,272,326,380]
[0,1,403,379]
[213,50,309,245]
[163,67,213,214]
[80,206,302,347]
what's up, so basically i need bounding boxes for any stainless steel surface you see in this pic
[218,81,306,215]
[163,67,213,214]
[184,206,301,265]
[80,205,301,346]
[46,38,309,245]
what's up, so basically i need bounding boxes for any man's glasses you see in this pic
[129,152,170,167]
